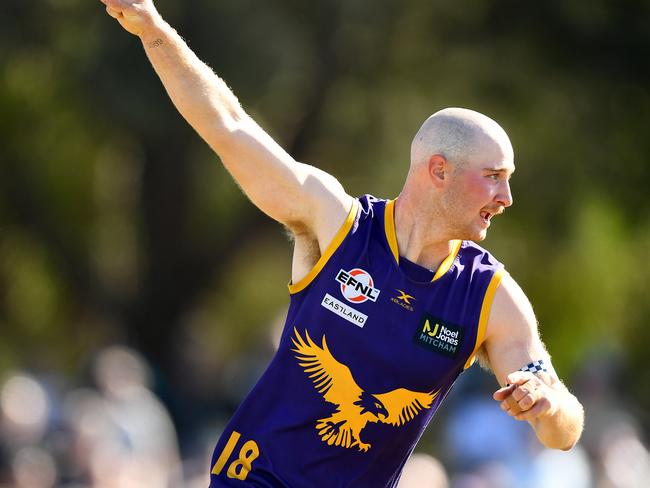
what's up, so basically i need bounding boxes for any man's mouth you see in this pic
[480,209,502,224]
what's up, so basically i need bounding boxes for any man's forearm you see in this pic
[531,389,584,450]
[138,19,245,145]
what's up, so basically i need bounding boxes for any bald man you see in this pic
[100,1,584,486]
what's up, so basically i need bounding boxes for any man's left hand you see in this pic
[493,370,559,421]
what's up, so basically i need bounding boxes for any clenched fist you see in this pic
[100,0,162,37]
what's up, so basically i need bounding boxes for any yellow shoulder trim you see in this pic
[463,268,508,369]
[431,240,462,282]
[384,199,399,264]
[288,199,359,295]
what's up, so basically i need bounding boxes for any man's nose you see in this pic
[497,181,513,208]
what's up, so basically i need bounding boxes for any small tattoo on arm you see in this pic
[148,38,164,48]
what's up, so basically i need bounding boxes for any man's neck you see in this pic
[393,196,456,271]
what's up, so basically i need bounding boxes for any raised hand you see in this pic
[100,0,162,37]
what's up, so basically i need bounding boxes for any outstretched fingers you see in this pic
[492,383,516,402]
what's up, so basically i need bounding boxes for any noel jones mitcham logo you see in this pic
[413,315,464,357]
[335,268,381,304]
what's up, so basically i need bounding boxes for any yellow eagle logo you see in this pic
[291,328,439,452]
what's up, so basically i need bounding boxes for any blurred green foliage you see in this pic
[1,0,649,429]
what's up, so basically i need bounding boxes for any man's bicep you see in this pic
[215,116,351,234]
[483,274,555,386]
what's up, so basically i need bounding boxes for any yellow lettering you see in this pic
[227,440,260,481]
[212,431,241,475]
[423,319,440,337]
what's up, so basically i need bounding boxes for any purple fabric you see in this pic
[209,195,503,487]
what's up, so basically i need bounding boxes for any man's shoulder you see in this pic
[458,240,505,271]
[352,194,392,226]
[356,194,388,210]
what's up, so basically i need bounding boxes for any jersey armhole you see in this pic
[463,268,508,369]
[287,198,359,295]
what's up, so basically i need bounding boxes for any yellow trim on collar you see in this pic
[384,199,400,264]
[431,240,462,282]
[288,199,359,295]
[463,268,508,369]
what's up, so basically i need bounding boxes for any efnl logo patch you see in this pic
[413,315,464,357]
[335,268,381,304]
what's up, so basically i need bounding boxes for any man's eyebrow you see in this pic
[483,168,515,173]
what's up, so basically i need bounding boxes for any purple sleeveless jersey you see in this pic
[209,195,506,487]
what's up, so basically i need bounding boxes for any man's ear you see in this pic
[428,154,447,187]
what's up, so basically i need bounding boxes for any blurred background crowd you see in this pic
[0,343,648,487]
[1,0,649,486]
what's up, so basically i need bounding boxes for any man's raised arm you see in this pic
[100,0,352,241]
